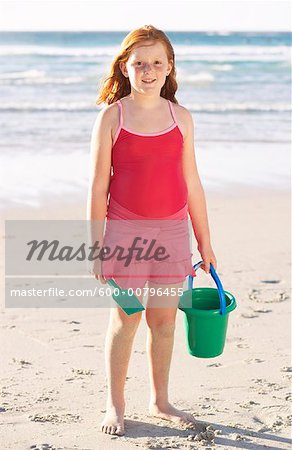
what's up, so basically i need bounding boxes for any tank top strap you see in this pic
[112,100,124,147]
[168,100,184,139]
[116,99,123,128]
[168,99,178,126]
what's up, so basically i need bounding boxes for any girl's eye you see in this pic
[135,61,162,66]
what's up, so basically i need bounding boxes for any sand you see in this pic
[0,187,291,450]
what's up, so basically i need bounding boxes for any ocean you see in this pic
[0,31,290,208]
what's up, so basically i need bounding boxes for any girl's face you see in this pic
[119,40,173,95]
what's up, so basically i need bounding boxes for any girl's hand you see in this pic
[89,259,107,284]
[197,241,217,274]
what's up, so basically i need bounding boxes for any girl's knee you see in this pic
[145,312,176,336]
[145,303,177,332]
[110,308,142,331]
[147,322,176,338]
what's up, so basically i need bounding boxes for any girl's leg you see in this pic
[101,301,143,435]
[145,281,197,428]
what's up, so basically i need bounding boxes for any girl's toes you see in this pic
[189,417,196,424]
[116,426,124,436]
[184,418,196,428]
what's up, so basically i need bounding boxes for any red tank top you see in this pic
[109,98,188,218]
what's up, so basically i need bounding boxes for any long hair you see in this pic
[96,25,178,105]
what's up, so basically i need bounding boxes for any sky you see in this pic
[0,0,291,32]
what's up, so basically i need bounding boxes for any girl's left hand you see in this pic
[197,242,217,274]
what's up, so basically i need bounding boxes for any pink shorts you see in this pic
[102,197,194,290]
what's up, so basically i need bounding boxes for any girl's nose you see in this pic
[143,63,153,72]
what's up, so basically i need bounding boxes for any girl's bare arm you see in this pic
[181,108,217,272]
[87,106,113,258]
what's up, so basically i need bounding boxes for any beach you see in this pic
[1,187,291,450]
[1,29,291,449]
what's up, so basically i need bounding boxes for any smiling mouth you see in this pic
[142,79,156,84]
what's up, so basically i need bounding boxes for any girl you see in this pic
[87,25,217,436]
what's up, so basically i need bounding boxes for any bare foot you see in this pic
[149,402,198,429]
[100,404,125,436]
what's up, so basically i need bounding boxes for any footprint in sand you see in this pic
[145,425,217,448]
[270,415,285,431]
[280,366,292,373]
[252,308,272,313]
[244,358,265,364]
[252,413,286,433]
[145,437,181,449]
[29,413,81,424]
[29,445,56,450]
[251,377,266,384]
[263,414,292,431]
[251,378,285,396]
[237,343,250,348]
[188,426,216,444]
[260,279,280,284]
[12,358,32,367]
[71,368,94,376]
[241,312,259,318]
[239,400,260,409]
[270,291,289,303]
[248,288,289,303]
[248,289,261,301]
[36,394,54,403]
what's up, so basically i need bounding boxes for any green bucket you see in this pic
[107,279,145,315]
[179,261,237,358]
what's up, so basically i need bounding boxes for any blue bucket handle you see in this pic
[188,261,226,315]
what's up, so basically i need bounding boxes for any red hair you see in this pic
[96,25,178,105]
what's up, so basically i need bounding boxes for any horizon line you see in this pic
[0,29,290,33]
